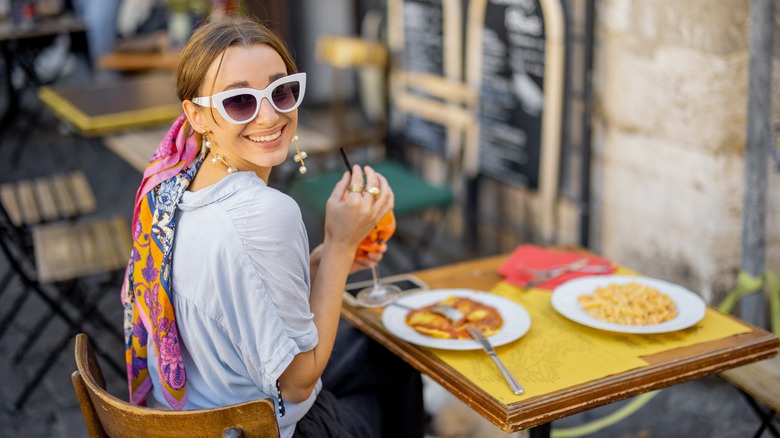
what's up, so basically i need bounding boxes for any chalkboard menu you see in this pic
[478,0,545,188]
[398,0,448,156]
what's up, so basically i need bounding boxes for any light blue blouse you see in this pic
[146,171,320,438]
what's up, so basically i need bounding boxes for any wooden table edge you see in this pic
[340,253,780,432]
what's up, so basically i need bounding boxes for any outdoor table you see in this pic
[38,72,181,137]
[340,253,779,436]
[97,50,180,72]
[0,13,89,127]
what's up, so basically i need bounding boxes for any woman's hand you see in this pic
[322,165,394,256]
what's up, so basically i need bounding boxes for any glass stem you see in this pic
[370,263,382,292]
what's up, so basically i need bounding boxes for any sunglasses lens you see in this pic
[271,81,300,111]
[222,93,258,122]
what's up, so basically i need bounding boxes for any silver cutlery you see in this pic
[523,258,610,288]
[466,326,525,395]
[391,300,525,395]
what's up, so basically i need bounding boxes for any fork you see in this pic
[390,301,525,395]
[523,258,611,288]
[391,301,465,323]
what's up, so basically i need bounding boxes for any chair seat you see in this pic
[32,216,132,284]
[287,159,454,217]
[721,354,780,412]
[0,170,96,227]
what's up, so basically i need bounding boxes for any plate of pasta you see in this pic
[551,275,706,334]
[382,289,531,350]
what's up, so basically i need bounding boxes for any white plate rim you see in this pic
[381,289,532,350]
[550,275,706,334]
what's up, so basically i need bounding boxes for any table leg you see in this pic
[0,41,19,131]
[529,422,551,438]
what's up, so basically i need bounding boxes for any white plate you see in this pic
[551,275,706,334]
[382,289,532,350]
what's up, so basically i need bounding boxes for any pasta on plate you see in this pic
[577,282,677,326]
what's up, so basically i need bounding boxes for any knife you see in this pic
[466,326,525,395]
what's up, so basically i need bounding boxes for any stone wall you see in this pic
[591,0,780,304]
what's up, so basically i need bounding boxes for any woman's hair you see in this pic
[174,15,298,102]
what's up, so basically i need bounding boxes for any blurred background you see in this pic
[0,0,777,436]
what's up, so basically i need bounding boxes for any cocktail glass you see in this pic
[355,211,400,307]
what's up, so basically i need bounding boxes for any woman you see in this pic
[122,15,424,437]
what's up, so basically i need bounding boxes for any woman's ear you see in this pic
[182,100,205,132]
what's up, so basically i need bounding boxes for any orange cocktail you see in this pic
[356,211,396,259]
[355,210,400,307]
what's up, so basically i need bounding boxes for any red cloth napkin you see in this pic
[498,244,616,290]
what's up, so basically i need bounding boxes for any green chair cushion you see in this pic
[286,159,454,217]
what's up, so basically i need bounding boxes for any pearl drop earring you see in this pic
[201,130,238,174]
[211,154,238,174]
[292,135,307,174]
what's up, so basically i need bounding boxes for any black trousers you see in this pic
[293,319,425,438]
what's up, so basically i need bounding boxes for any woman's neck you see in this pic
[189,150,271,191]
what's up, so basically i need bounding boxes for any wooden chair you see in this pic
[72,333,281,438]
[721,354,780,437]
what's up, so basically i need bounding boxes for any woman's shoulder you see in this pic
[182,172,298,213]
[227,175,300,217]
[179,173,305,245]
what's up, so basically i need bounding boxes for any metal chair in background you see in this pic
[0,171,131,410]
[721,355,780,437]
[0,170,97,339]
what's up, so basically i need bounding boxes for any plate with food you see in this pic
[382,289,531,350]
[551,275,706,334]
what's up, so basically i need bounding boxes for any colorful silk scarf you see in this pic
[121,114,203,409]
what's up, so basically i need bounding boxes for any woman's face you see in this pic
[194,44,297,177]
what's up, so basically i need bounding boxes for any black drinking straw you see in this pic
[340,148,352,174]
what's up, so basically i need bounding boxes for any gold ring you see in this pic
[348,184,364,193]
[363,186,381,199]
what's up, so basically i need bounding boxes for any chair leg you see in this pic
[0,268,16,300]
[13,324,77,411]
[72,279,125,345]
[11,280,78,363]
[0,287,31,340]
[12,305,56,364]
[10,271,124,364]
[394,207,448,270]
[738,389,780,438]
[412,208,447,269]
[12,285,123,410]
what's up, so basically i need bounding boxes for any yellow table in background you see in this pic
[38,72,181,137]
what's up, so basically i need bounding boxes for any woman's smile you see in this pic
[246,130,282,143]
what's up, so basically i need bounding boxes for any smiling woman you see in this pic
[118,15,423,438]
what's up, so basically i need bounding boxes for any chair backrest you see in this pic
[71,333,281,438]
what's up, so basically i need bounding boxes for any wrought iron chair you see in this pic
[0,171,130,410]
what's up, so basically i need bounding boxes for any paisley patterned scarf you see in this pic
[121,114,203,409]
